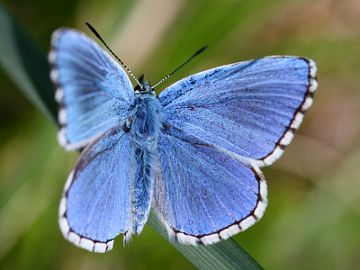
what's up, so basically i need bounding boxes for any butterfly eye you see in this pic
[121,123,130,132]
[161,123,171,131]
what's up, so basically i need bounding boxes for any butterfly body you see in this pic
[125,89,161,238]
[49,28,317,252]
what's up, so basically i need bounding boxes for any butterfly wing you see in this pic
[49,29,134,151]
[159,56,317,166]
[154,126,267,245]
[154,56,317,244]
[59,127,134,252]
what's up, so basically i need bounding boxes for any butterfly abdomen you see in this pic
[126,93,161,240]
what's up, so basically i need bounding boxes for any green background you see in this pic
[0,0,359,269]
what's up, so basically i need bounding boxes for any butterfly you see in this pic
[49,23,317,253]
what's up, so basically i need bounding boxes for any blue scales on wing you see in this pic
[49,29,134,150]
[159,56,317,166]
[154,126,267,245]
[59,127,134,252]
[154,56,317,244]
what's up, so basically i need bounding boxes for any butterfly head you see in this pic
[134,74,155,95]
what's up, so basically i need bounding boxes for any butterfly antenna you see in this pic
[85,22,141,86]
[152,45,208,89]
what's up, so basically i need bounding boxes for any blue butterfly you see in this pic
[49,23,317,253]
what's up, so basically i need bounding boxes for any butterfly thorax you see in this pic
[129,92,161,145]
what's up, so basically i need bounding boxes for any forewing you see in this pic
[154,126,267,245]
[159,56,317,166]
[49,29,134,151]
[59,127,134,252]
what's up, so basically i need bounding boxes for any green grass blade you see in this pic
[0,4,57,122]
[0,3,264,270]
[149,213,263,270]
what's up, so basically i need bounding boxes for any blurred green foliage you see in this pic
[1,0,360,269]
